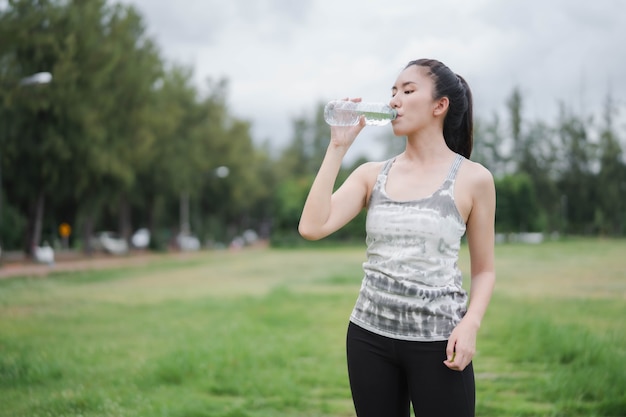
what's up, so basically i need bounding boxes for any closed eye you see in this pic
[391,81,417,97]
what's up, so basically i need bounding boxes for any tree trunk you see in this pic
[82,213,95,255]
[118,194,132,243]
[180,192,190,235]
[24,189,45,257]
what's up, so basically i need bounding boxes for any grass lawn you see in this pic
[0,238,625,416]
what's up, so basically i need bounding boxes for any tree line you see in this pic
[1,0,275,255]
[1,0,624,258]
[474,89,625,237]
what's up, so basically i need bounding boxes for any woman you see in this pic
[298,59,496,417]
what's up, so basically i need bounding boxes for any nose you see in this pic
[389,95,400,109]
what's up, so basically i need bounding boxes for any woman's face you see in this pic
[389,65,439,137]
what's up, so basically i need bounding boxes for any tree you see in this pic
[0,0,65,254]
[555,104,596,235]
[595,93,625,235]
[277,101,331,178]
[473,115,507,176]
[519,120,560,232]
[51,0,163,252]
[495,173,542,233]
[0,0,166,254]
[1,0,278,254]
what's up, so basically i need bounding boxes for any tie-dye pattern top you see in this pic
[350,154,468,341]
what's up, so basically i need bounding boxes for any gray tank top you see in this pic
[350,154,468,341]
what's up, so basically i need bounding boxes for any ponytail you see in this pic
[405,59,474,158]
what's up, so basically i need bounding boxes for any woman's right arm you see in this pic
[298,115,370,240]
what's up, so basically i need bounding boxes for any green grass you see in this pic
[0,240,625,416]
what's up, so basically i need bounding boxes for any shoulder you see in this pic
[353,161,387,180]
[457,158,495,209]
[348,160,388,201]
[453,158,495,222]
[459,158,494,190]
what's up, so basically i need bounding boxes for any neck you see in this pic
[403,128,452,162]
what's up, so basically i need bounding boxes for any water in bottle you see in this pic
[324,100,397,126]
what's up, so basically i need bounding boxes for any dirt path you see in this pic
[0,250,208,280]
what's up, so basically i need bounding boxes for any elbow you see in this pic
[298,222,322,241]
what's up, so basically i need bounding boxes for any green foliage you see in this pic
[495,173,543,232]
[476,88,626,236]
[0,198,27,249]
[273,176,312,233]
[0,0,273,252]
[1,1,625,256]
[595,94,626,235]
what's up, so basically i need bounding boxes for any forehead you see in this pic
[392,65,432,89]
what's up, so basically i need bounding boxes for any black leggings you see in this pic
[346,322,475,417]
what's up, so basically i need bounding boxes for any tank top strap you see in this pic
[381,158,395,176]
[446,154,464,181]
[375,158,394,188]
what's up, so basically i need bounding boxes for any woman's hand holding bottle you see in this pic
[328,98,367,151]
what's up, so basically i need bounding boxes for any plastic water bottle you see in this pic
[324,100,397,126]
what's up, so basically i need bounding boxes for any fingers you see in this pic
[328,97,365,148]
[443,339,474,371]
[444,353,465,371]
[341,97,362,103]
[445,339,455,362]
[443,349,473,371]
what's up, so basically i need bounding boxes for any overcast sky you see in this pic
[123,0,625,159]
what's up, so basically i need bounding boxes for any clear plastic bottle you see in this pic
[323,100,397,126]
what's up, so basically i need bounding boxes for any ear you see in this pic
[433,97,449,117]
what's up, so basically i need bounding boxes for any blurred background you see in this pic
[1,0,624,262]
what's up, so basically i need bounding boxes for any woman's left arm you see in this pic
[445,164,496,371]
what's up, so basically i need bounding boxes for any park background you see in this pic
[1,0,625,256]
[0,1,625,416]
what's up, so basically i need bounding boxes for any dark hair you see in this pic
[405,59,473,158]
